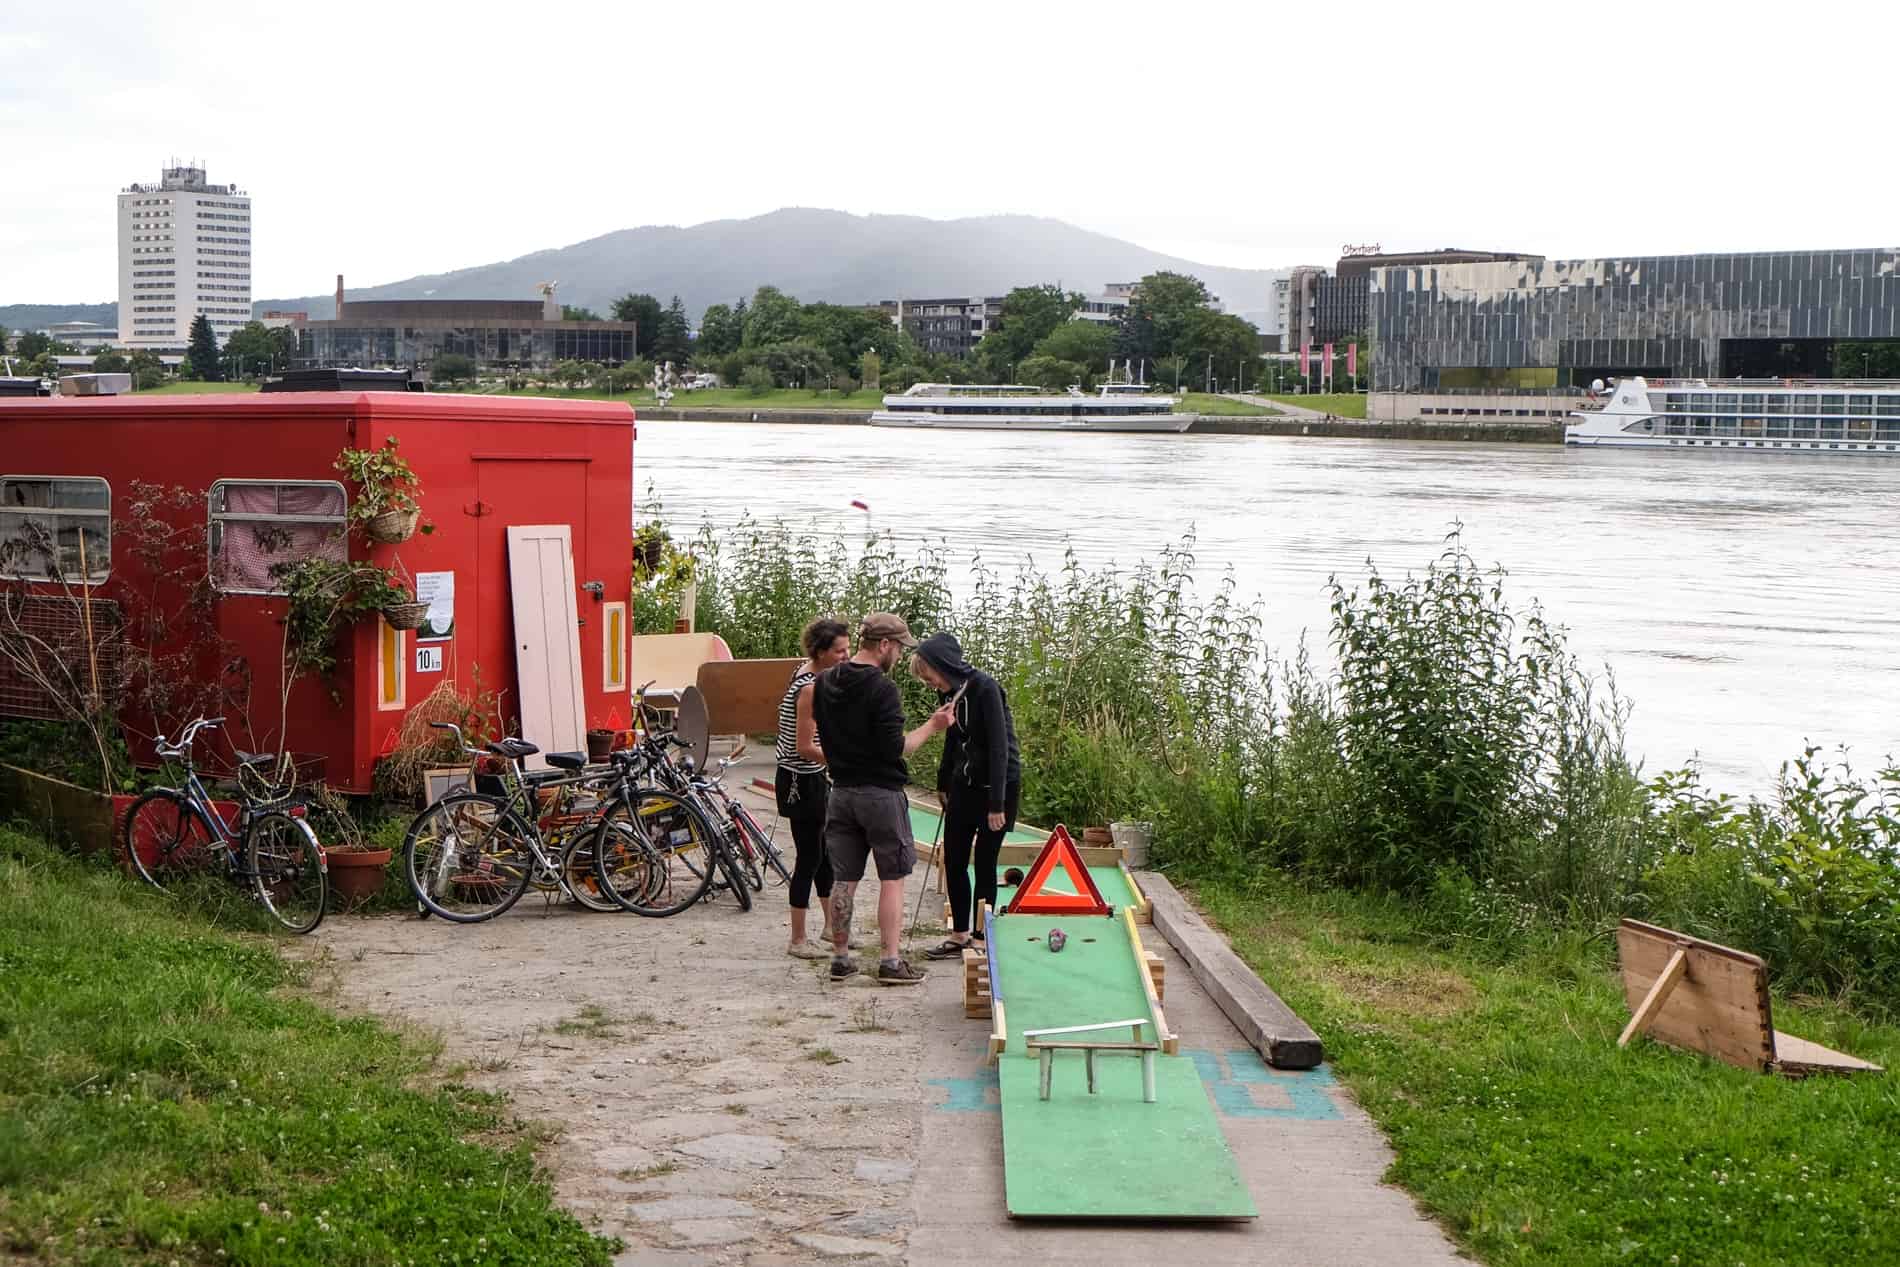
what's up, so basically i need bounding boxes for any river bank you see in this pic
[637,405,1564,442]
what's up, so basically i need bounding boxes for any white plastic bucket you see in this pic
[1109,821,1153,868]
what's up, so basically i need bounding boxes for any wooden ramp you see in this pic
[987,907,1255,1220]
[1617,919,1883,1077]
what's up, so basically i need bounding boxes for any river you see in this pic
[635,421,1900,795]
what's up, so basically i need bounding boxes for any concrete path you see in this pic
[1236,392,1333,420]
[297,761,1462,1266]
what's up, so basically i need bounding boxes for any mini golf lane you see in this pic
[906,802,1046,847]
[996,867,1146,919]
[989,910,1256,1220]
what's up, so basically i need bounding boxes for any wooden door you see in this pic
[505,524,585,766]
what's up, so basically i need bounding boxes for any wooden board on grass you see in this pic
[990,909,1252,1219]
[1617,919,1883,1077]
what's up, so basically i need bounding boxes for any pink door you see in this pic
[505,524,586,766]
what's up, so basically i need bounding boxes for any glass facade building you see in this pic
[1370,249,1900,391]
[298,318,635,371]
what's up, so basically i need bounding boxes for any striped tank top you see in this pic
[776,667,823,774]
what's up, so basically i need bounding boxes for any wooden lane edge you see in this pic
[1124,906,1178,1056]
[1120,860,1152,923]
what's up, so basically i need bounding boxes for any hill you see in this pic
[254,208,1278,327]
[0,302,116,334]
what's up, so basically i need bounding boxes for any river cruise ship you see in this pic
[1566,377,1900,455]
[870,382,1194,434]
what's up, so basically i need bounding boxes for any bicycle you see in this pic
[403,723,712,923]
[121,717,329,935]
[692,749,792,892]
[628,685,758,912]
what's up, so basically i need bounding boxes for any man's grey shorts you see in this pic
[824,784,915,882]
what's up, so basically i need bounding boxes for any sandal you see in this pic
[923,938,972,960]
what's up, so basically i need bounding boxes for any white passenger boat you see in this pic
[870,382,1195,434]
[1566,377,1900,455]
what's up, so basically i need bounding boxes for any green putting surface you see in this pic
[990,912,1255,1219]
[906,802,1046,846]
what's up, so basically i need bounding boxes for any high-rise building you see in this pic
[117,162,252,351]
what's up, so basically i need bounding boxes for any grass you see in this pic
[1260,391,1367,418]
[1178,392,1278,417]
[0,826,615,1265]
[134,380,259,394]
[1188,872,1900,1267]
[808,1047,846,1065]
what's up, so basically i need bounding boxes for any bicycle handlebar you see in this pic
[154,716,223,759]
[429,720,486,757]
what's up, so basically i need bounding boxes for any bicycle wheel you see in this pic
[122,789,219,891]
[714,834,754,912]
[405,793,536,923]
[735,805,793,887]
[557,830,625,913]
[593,789,716,917]
[246,810,328,934]
[730,821,765,892]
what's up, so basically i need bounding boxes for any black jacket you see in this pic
[916,633,1020,812]
[811,660,908,790]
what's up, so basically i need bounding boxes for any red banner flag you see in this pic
[1322,342,1334,383]
[1347,342,1358,377]
[1300,342,1310,376]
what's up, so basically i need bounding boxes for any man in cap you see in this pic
[811,612,952,984]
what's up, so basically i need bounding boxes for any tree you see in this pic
[91,349,130,374]
[267,325,299,372]
[973,285,1084,377]
[562,304,603,322]
[1117,271,1214,366]
[796,302,906,374]
[611,293,663,358]
[127,348,165,391]
[14,331,51,361]
[652,295,691,364]
[186,315,223,382]
[1015,355,1085,392]
[860,348,882,391]
[739,365,775,396]
[0,325,8,355]
[698,302,743,358]
[1175,310,1262,393]
[1032,320,1117,379]
[741,286,802,348]
[433,352,476,384]
[221,321,276,379]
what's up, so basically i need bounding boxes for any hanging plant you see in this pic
[336,437,431,543]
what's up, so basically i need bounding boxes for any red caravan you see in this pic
[0,390,635,792]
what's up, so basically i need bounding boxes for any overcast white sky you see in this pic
[3,0,1895,303]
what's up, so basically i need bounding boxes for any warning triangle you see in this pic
[1006,825,1112,916]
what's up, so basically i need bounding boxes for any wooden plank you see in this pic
[1772,1030,1885,1076]
[1618,947,1688,1048]
[505,525,585,768]
[1120,860,1152,923]
[1144,951,1166,1002]
[1617,920,1775,1072]
[694,656,803,736]
[1141,871,1324,1070]
[1124,907,1178,1056]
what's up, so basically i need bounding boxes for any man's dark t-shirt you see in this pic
[812,660,908,790]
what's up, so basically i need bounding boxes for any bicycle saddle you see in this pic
[234,750,274,768]
[544,751,588,771]
[486,738,540,759]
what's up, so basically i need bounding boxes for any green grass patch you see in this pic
[1189,873,1900,1266]
[1261,392,1366,418]
[135,380,260,394]
[1178,392,1278,416]
[0,826,615,1265]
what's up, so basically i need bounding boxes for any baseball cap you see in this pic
[859,612,917,648]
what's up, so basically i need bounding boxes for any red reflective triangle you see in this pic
[1006,824,1112,916]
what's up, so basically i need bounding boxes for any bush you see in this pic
[738,366,775,396]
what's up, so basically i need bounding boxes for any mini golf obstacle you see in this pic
[963,826,1256,1220]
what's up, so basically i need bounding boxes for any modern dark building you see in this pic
[875,296,1005,359]
[297,275,637,372]
[1282,249,1540,352]
[1371,248,1900,392]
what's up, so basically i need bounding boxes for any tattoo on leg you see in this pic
[830,886,855,947]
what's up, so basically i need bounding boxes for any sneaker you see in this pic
[876,959,927,986]
[788,941,830,960]
[829,957,860,982]
[923,939,972,961]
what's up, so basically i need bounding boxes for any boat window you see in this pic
[0,476,110,582]
[1848,395,1875,415]
[209,480,347,594]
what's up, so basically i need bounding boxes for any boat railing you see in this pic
[1646,377,1900,390]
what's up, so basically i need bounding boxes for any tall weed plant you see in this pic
[662,515,1900,1013]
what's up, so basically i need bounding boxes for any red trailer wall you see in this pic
[0,391,635,792]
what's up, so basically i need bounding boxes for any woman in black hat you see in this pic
[909,632,1021,960]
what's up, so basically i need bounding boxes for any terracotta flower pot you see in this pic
[329,847,392,907]
[1082,826,1114,848]
[586,729,615,762]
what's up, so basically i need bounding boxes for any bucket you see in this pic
[1109,821,1153,868]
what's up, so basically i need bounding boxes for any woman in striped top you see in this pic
[776,617,851,958]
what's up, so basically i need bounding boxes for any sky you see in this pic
[3,0,1896,304]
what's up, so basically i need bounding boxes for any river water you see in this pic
[635,421,1900,795]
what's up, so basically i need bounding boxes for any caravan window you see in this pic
[0,476,111,582]
[209,480,347,593]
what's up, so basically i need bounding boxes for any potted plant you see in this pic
[635,519,668,574]
[336,437,427,544]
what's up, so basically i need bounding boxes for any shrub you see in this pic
[738,366,775,396]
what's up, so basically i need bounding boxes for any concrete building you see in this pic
[117,162,251,351]
[1369,247,1900,394]
[880,296,1005,358]
[296,277,637,372]
[42,321,120,352]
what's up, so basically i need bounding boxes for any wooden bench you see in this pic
[1617,919,1883,1077]
[1023,1020,1161,1103]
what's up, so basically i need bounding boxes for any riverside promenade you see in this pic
[296,751,1464,1267]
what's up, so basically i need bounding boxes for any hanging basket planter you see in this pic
[382,600,430,630]
[365,506,420,544]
